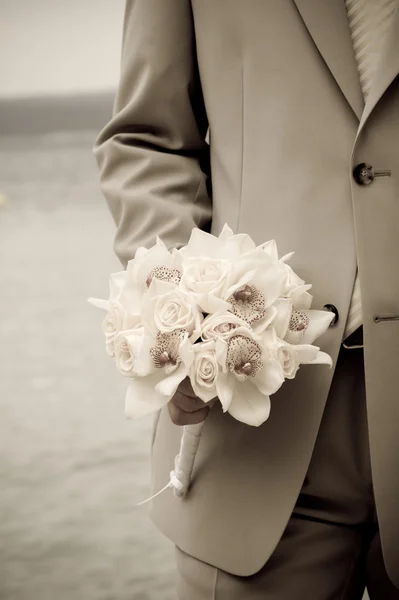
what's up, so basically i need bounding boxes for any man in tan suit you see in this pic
[94,0,399,597]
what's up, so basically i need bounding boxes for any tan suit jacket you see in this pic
[94,0,399,587]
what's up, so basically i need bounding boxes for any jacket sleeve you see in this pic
[93,0,212,268]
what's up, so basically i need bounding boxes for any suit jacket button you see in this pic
[353,162,374,185]
[323,304,339,325]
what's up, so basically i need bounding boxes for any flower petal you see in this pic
[109,271,126,299]
[223,233,257,257]
[87,297,110,311]
[291,289,313,309]
[254,358,285,396]
[260,325,278,349]
[217,223,235,241]
[227,380,271,426]
[191,377,218,403]
[224,269,258,298]
[215,370,235,412]
[290,283,313,308]
[304,350,333,368]
[230,248,276,285]
[298,309,335,345]
[125,371,168,419]
[179,227,224,259]
[272,298,293,338]
[251,305,278,334]
[179,335,195,371]
[155,363,187,399]
[258,239,278,260]
[288,343,320,363]
[215,338,228,370]
[124,328,145,362]
[133,335,157,376]
[279,251,295,263]
[135,244,176,288]
[256,266,287,307]
[155,235,167,248]
[199,293,232,315]
[140,278,175,336]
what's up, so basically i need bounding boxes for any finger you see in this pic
[177,376,197,398]
[168,403,210,426]
[172,390,209,412]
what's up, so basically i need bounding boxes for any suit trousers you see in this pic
[174,342,399,599]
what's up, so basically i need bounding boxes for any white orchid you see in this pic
[124,327,193,419]
[223,247,287,333]
[258,326,333,380]
[214,326,285,426]
[126,237,183,294]
[281,308,335,345]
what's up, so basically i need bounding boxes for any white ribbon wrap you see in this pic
[136,421,205,506]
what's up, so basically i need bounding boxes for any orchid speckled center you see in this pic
[286,309,310,343]
[145,265,182,288]
[150,329,185,374]
[228,284,267,324]
[226,334,263,380]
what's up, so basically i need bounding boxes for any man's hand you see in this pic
[168,377,217,426]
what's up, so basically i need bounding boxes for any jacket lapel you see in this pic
[293,0,364,120]
[355,2,399,142]
[293,0,399,134]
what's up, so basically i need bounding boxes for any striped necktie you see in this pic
[343,0,397,341]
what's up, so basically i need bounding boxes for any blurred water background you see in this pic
[0,132,176,600]
[1,2,177,598]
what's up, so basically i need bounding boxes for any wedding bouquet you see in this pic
[88,224,334,501]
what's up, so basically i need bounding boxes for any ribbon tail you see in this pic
[135,421,205,505]
[135,479,173,507]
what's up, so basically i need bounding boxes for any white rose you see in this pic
[114,327,144,377]
[279,261,313,309]
[201,312,250,342]
[276,337,333,379]
[142,278,202,342]
[190,340,219,402]
[154,292,200,333]
[101,300,140,357]
[180,257,232,313]
[276,341,301,379]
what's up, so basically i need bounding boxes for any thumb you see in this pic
[177,376,197,398]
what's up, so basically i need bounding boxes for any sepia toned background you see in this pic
[0,1,369,598]
[0,2,176,599]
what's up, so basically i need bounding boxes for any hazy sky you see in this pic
[0,0,125,97]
